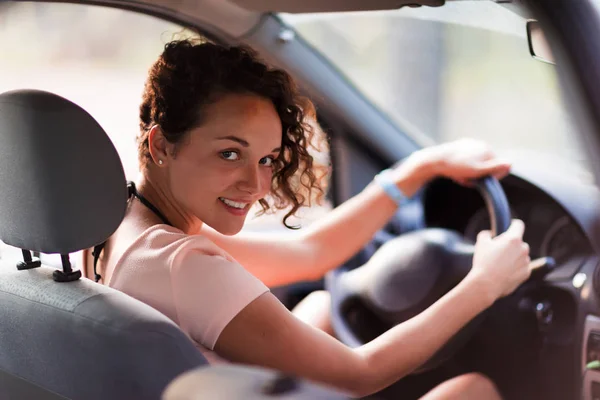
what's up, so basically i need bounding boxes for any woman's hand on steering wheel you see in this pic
[328,140,523,371]
[399,138,512,188]
[469,219,532,302]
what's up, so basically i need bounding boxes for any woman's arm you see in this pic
[213,220,530,396]
[218,276,490,397]
[201,153,433,287]
[202,139,511,288]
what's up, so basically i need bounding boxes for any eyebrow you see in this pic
[216,135,249,147]
[217,135,281,153]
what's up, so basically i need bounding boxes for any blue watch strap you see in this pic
[374,169,407,207]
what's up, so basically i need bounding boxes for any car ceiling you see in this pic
[31,0,441,45]
[229,0,445,13]
[34,0,528,41]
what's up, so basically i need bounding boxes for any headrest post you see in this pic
[16,249,41,271]
[22,250,31,263]
[61,254,73,274]
[52,254,81,283]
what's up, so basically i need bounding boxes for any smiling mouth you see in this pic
[218,197,250,210]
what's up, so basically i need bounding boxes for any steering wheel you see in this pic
[325,176,511,373]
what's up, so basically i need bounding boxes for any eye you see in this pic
[259,156,274,167]
[220,150,239,161]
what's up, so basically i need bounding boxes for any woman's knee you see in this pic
[291,290,333,335]
[420,373,501,400]
[302,290,331,306]
[461,373,500,398]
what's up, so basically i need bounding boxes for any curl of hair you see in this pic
[138,39,329,228]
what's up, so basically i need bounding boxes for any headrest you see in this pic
[0,90,127,254]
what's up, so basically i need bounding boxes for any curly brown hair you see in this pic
[138,39,329,228]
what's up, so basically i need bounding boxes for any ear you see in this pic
[148,125,171,166]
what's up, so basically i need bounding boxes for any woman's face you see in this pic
[166,93,282,235]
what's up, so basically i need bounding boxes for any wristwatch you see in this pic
[373,168,407,207]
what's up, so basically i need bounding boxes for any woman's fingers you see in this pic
[477,159,511,177]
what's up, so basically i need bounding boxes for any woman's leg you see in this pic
[419,373,502,400]
[291,290,334,336]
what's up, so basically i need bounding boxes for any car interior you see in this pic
[2,0,600,399]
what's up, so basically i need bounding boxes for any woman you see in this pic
[91,39,531,398]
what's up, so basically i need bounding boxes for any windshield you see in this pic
[281,1,589,173]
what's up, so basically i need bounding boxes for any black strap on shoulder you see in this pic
[92,181,172,283]
[127,181,172,226]
[92,237,107,283]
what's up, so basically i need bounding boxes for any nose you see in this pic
[237,164,261,195]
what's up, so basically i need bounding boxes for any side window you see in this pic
[1,2,198,180]
[0,2,332,266]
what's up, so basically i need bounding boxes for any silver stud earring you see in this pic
[158,160,163,165]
